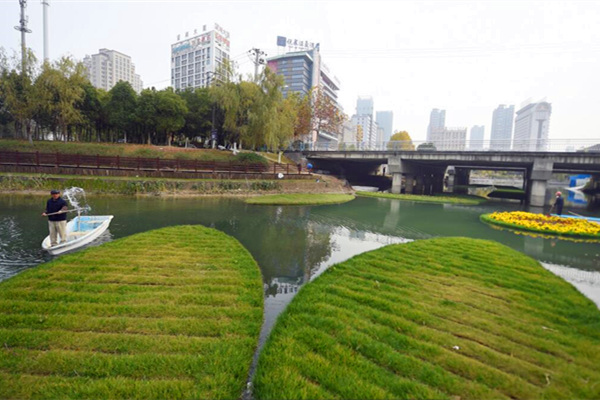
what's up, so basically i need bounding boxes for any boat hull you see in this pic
[42,216,114,255]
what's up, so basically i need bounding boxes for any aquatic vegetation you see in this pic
[357,191,486,205]
[0,225,263,399]
[254,238,600,400]
[482,211,600,239]
[246,193,355,206]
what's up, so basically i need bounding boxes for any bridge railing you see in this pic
[294,139,600,152]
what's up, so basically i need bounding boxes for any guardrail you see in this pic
[293,139,600,152]
[0,151,299,175]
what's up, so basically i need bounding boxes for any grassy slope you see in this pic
[0,173,282,195]
[356,191,485,205]
[254,237,600,400]
[0,225,264,400]
[0,139,257,162]
[481,213,600,240]
[245,193,355,206]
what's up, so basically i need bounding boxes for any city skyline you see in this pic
[1,1,599,141]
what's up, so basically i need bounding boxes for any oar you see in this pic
[43,209,78,217]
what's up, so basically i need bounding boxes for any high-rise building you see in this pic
[267,46,341,144]
[357,96,374,116]
[513,101,552,151]
[353,96,378,148]
[427,109,446,141]
[376,111,393,142]
[83,49,143,93]
[430,128,467,151]
[470,125,485,150]
[490,105,514,150]
[171,23,230,91]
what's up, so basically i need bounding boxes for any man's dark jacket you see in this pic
[46,198,68,221]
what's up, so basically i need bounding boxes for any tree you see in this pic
[287,92,312,139]
[107,81,138,142]
[34,57,88,142]
[155,87,187,146]
[136,88,159,144]
[178,88,213,143]
[312,89,345,141]
[388,130,415,150]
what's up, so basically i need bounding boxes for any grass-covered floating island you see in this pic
[356,191,486,205]
[245,193,355,206]
[0,225,264,400]
[482,211,600,240]
[254,237,600,400]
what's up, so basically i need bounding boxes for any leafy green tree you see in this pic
[155,87,188,146]
[0,69,35,142]
[33,57,87,142]
[388,130,415,150]
[136,88,159,144]
[178,88,213,143]
[107,81,138,142]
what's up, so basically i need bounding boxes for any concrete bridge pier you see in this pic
[528,159,553,207]
[389,158,419,194]
[404,174,415,194]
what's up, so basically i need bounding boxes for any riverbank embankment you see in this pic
[0,173,350,197]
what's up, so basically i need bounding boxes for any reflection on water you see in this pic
[1,194,599,320]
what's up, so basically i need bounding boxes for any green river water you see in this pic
[1,194,599,346]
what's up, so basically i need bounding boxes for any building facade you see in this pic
[490,104,514,150]
[513,102,552,151]
[170,23,230,91]
[430,127,467,151]
[83,49,143,93]
[427,109,446,141]
[470,125,485,150]
[267,46,341,145]
[376,111,393,142]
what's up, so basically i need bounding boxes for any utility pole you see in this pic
[14,0,32,74]
[42,0,50,62]
[248,48,266,82]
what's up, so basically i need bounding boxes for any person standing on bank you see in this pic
[551,191,564,216]
[42,189,68,246]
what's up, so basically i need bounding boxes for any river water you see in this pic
[1,194,600,347]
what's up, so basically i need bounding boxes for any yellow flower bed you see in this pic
[481,211,600,239]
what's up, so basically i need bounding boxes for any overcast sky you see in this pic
[1,0,599,142]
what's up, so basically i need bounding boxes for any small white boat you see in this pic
[42,215,114,255]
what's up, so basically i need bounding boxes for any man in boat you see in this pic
[552,191,564,215]
[42,189,68,246]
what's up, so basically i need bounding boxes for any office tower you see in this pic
[513,102,552,151]
[470,125,485,150]
[427,108,446,141]
[490,105,515,150]
[171,23,230,90]
[376,111,393,142]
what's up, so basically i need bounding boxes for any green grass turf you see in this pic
[356,191,486,205]
[0,139,243,161]
[253,237,600,400]
[0,225,264,399]
[245,193,355,206]
[480,213,600,240]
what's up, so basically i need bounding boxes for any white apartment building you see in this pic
[430,127,467,151]
[83,49,143,93]
[171,23,231,91]
[513,102,552,151]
